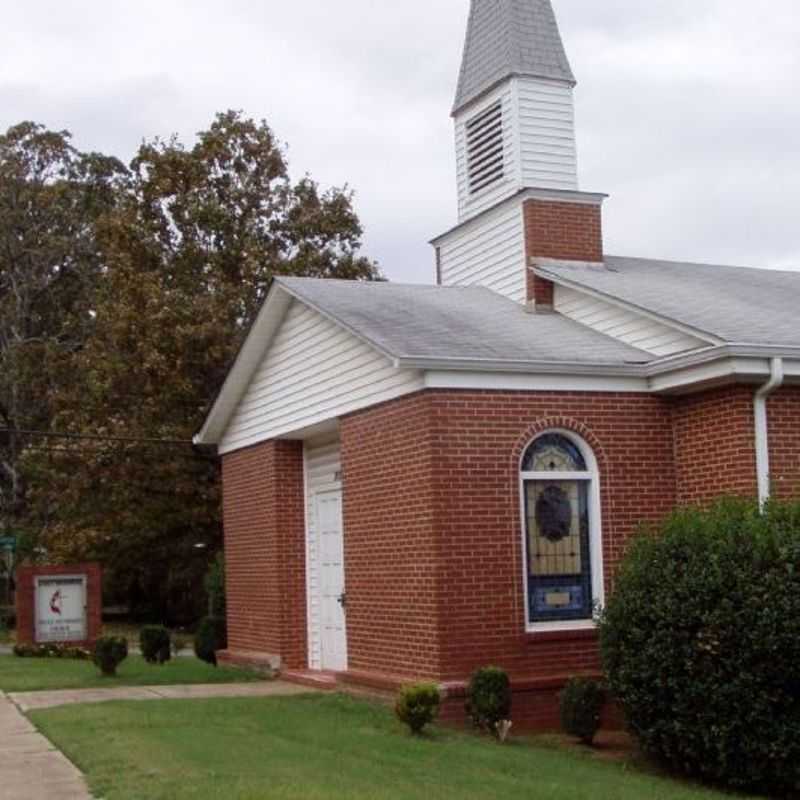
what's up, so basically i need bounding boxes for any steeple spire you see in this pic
[453,0,575,116]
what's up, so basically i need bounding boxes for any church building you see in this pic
[195,0,800,727]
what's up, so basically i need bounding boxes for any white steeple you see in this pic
[452,0,579,223]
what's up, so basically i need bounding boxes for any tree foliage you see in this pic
[0,122,123,532]
[11,112,380,621]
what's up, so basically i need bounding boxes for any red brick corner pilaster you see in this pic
[15,563,102,648]
[221,439,307,671]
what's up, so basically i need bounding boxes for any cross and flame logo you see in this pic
[49,590,63,616]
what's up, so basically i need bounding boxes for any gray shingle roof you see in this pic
[453,0,576,116]
[277,277,651,367]
[536,256,800,348]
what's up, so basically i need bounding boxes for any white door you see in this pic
[316,490,347,671]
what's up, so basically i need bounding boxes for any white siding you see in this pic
[219,300,424,454]
[455,83,519,223]
[555,285,705,357]
[304,436,341,671]
[517,78,578,191]
[455,77,578,224]
[438,199,526,303]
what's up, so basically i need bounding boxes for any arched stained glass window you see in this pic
[522,433,587,473]
[520,431,602,627]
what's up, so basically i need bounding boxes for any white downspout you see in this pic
[754,357,784,509]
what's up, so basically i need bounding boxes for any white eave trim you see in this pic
[533,264,724,348]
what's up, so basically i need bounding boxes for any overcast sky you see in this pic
[2,1,799,283]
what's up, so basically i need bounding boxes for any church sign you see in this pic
[34,575,87,643]
[15,563,102,647]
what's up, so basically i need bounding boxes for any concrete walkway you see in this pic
[10,680,313,712]
[0,692,90,799]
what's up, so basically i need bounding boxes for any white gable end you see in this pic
[554,285,707,357]
[219,299,424,454]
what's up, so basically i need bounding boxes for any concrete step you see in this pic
[281,669,339,691]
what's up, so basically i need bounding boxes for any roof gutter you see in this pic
[754,357,784,510]
[395,356,648,377]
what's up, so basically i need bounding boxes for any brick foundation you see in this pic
[15,563,102,648]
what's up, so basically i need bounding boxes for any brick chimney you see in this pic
[524,196,604,312]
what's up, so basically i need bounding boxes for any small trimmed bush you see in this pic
[139,625,172,665]
[395,683,440,734]
[560,677,605,745]
[13,643,90,660]
[194,616,227,666]
[92,636,128,676]
[466,666,512,737]
[600,498,800,794]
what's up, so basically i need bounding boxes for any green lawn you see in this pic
[0,654,260,692]
[30,693,759,800]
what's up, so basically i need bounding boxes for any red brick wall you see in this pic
[672,385,758,505]
[221,439,306,669]
[523,198,603,304]
[15,563,102,647]
[768,386,800,500]
[340,389,675,684]
[339,392,442,679]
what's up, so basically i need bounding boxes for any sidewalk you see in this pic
[10,680,313,712]
[0,692,90,800]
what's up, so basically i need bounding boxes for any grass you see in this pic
[30,693,760,800]
[0,654,261,693]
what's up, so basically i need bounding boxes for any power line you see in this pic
[0,428,197,447]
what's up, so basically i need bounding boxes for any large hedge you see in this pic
[600,498,800,793]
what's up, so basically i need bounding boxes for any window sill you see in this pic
[525,623,598,644]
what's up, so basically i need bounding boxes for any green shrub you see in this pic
[194,616,227,666]
[92,636,128,676]
[0,615,9,643]
[13,643,90,660]
[395,683,440,734]
[560,677,605,745]
[139,625,172,665]
[600,498,800,793]
[466,666,512,737]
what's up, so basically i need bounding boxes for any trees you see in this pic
[21,111,380,622]
[0,122,124,536]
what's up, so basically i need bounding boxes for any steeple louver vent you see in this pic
[466,101,504,195]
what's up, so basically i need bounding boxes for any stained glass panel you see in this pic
[522,434,587,472]
[525,478,592,621]
[527,481,584,575]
